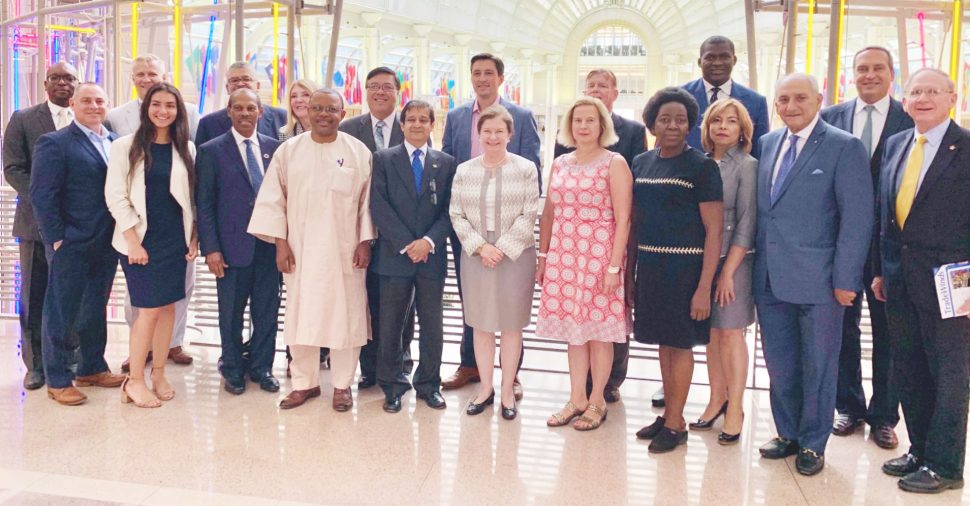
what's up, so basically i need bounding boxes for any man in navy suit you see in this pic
[370,100,456,413]
[820,46,913,448]
[196,89,282,395]
[441,53,540,396]
[754,74,873,476]
[873,68,970,494]
[195,62,288,147]
[29,83,125,406]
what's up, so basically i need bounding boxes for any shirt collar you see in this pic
[855,94,891,116]
[473,96,500,113]
[74,119,108,139]
[404,141,428,158]
[231,127,259,146]
[371,112,395,126]
[48,101,71,116]
[788,113,821,140]
[915,118,950,147]
[703,79,733,98]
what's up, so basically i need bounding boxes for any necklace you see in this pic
[481,155,507,170]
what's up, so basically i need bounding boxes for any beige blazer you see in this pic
[105,134,195,254]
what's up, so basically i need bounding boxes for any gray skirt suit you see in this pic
[711,145,757,329]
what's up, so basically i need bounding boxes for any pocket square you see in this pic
[811,169,824,175]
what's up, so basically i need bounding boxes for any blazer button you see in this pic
[901,244,908,250]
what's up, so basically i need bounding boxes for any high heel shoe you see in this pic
[466,390,495,415]
[151,368,176,401]
[689,400,728,430]
[120,376,162,408]
[718,413,745,445]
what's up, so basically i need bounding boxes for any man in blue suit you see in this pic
[195,62,288,147]
[820,46,913,448]
[440,53,540,396]
[754,74,873,476]
[196,89,282,395]
[30,83,125,406]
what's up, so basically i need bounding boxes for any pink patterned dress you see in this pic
[536,151,631,344]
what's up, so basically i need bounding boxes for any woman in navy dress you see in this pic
[630,87,723,453]
[105,82,197,408]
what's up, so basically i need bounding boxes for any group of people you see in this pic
[2,33,968,496]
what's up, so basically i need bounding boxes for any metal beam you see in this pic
[1,0,119,28]
[36,0,47,104]
[235,0,244,61]
[897,12,910,84]
[745,0,759,91]
[784,0,798,74]
[824,0,842,106]
[286,3,295,91]
[325,0,343,88]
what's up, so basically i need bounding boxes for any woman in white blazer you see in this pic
[105,82,197,408]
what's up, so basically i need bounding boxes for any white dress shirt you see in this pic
[401,140,435,253]
[231,128,263,175]
[371,113,396,150]
[851,94,891,155]
[48,101,73,130]
[772,113,821,185]
[703,79,733,104]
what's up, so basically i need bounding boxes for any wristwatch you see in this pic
[607,265,621,274]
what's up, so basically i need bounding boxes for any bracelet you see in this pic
[537,251,548,258]
[606,265,621,274]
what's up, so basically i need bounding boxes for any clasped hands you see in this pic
[404,238,433,264]
[478,244,504,268]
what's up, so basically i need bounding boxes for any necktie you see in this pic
[860,104,875,157]
[375,120,386,149]
[895,135,927,229]
[710,87,721,103]
[55,109,69,130]
[243,139,264,193]
[411,149,424,197]
[771,134,799,204]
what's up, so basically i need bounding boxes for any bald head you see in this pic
[70,82,108,131]
[44,62,79,107]
[228,88,261,108]
[131,54,166,99]
[776,73,820,94]
[903,68,957,132]
[774,73,823,133]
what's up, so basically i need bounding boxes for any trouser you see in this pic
[289,344,361,391]
[836,266,899,427]
[757,283,845,454]
[359,268,414,380]
[41,243,117,388]
[18,239,48,373]
[377,274,444,399]
[216,242,281,379]
[125,260,195,347]
[586,339,630,391]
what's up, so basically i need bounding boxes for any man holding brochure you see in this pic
[872,68,970,494]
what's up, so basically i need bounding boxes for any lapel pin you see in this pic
[263,153,270,159]
[336,158,344,167]
[949,145,956,151]
[432,163,438,168]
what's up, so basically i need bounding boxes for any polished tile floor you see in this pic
[0,321,967,506]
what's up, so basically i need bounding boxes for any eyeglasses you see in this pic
[366,84,397,92]
[227,76,256,85]
[47,74,77,83]
[906,88,952,98]
[309,105,343,114]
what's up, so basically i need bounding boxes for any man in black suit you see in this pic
[29,83,125,405]
[2,61,77,390]
[370,99,456,413]
[820,46,914,449]
[196,89,282,395]
[338,66,411,390]
[872,68,970,494]
[195,62,288,146]
[553,68,645,403]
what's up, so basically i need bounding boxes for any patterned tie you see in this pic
[55,109,70,130]
[710,87,721,103]
[411,149,424,197]
[771,134,799,205]
[860,104,875,157]
[243,139,264,193]
[375,120,386,149]
[895,135,927,229]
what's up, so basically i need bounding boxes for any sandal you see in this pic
[547,401,585,427]
[120,376,162,408]
[573,404,608,431]
[151,368,176,401]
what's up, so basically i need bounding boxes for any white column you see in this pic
[453,34,472,103]
[519,49,535,106]
[413,24,432,99]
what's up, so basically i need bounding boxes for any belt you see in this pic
[638,244,704,255]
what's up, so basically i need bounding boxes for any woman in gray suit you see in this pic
[450,105,539,420]
[689,98,757,444]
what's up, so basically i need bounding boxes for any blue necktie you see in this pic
[771,134,798,204]
[244,139,263,192]
[412,149,424,197]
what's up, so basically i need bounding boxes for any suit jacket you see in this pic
[104,135,196,255]
[553,112,646,167]
[441,97,542,186]
[875,121,970,303]
[196,131,280,267]
[2,101,57,240]
[753,120,874,305]
[29,123,118,248]
[338,113,405,153]
[370,144,456,279]
[104,99,202,141]
[195,105,287,147]
[683,78,770,159]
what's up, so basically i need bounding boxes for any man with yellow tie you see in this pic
[872,67,970,494]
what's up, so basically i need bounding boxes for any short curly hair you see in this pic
[642,87,700,132]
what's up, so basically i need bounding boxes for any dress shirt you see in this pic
[851,94,890,153]
[401,140,435,253]
[772,113,821,185]
[74,120,111,163]
[370,112,396,150]
[469,98,498,159]
[231,128,263,173]
[49,101,74,130]
[896,118,951,194]
[703,79,733,104]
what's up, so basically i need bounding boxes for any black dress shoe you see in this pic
[465,391,495,415]
[357,375,377,389]
[636,416,666,440]
[689,401,727,431]
[898,466,965,494]
[648,427,688,453]
[870,425,899,449]
[501,402,518,420]
[796,448,825,476]
[832,412,864,436]
[882,453,922,477]
[224,376,246,395]
[383,396,402,413]
[759,437,799,459]
[651,387,665,407]
[23,371,45,390]
[604,385,621,403]
[418,391,447,410]
[250,371,280,393]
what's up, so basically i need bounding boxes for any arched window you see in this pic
[580,26,645,57]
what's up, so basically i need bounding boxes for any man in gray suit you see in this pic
[754,73,873,476]
[104,54,201,140]
[2,61,78,390]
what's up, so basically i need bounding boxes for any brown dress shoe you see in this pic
[441,366,480,390]
[332,388,353,412]
[167,346,193,365]
[279,387,321,409]
[121,352,153,373]
[47,386,87,406]
[75,371,126,388]
[871,425,899,449]
[513,377,524,401]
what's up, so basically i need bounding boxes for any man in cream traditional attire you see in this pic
[248,88,375,411]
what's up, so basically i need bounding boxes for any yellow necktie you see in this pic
[895,135,927,229]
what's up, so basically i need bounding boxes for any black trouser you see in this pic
[217,241,281,379]
[360,268,414,380]
[18,239,48,374]
[586,339,630,392]
[377,274,444,399]
[836,265,899,427]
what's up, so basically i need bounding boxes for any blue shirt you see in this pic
[897,119,950,194]
[75,120,112,163]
